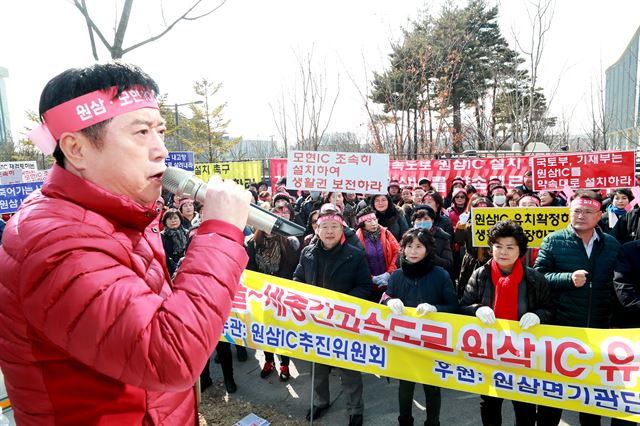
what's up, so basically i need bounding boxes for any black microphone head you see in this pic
[161,167,192,195]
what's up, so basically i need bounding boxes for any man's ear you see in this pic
[58,132,91,171]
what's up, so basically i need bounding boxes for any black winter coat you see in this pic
[612,240,640,328]
[610,207,640,244]
[460,262,554,323]
[534,226,620,328]
[383,257,458,312]
[246,235,300,280]
[432,227,453,273]
[293,240,373,300]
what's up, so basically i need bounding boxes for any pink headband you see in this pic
[28,87,158,155]
[519,195,540,206]
[570,198,601,210]
[317,214,347,227]
[357,213,377,224]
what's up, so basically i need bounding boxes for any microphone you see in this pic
[162,167,305,237]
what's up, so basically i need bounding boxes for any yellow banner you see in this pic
[194,161,262,187]
[221,270,640,422]
[471,207,570,248]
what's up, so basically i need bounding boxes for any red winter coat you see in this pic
[0,165,248,425]
[355,226,400,274]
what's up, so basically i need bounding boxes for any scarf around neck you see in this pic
[364,227,382,243]
[490,258,523,321]
[255,235,284,276]
[164,227,188,258]
[401,253,435,279]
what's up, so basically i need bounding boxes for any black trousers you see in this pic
[398,380,441,426]
[480,395,536,426]
[264,352,290,366]
[537,405,636,426]
[201,341,233,382]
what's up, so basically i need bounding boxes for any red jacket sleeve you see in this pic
[20,220,248,392]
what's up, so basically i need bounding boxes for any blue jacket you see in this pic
[534,226,620,328]
[383,257,459,313]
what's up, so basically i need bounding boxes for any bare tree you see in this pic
[72,0,227,60]
[270,48,340,153]
[510,0,557,152]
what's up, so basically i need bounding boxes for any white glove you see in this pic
[476,306,496,324]
[458,212,470,224]
[416,303,437,316]
[373,272,390,288]
[519,312,540,330]
[387,298,405,315]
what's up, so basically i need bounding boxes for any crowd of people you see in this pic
[1,62,637,426]
[157,172,640,426]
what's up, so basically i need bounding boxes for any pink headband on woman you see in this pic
[519,195,540,206]
[570,198,601,210]
[357,213,377,224]
[28,86,158,155]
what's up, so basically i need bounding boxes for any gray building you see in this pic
[0,67,10,144]
[605,26,640,149]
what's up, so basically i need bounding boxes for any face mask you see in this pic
[493,194,506,206]
[415,221,433,231]
[310,191,320,200]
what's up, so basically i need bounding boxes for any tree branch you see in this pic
[121,0,227,56]
[73,0,114,54]
[81,0,100,60]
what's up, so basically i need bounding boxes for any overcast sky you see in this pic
[1,0,639,144]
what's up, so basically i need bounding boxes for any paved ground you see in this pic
[207,347,585,425]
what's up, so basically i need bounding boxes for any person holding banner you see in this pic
[514,170,535,195]
[381,228,458,426]
[461,220,553,426]
[599,188,633,234]
[293,209,372,426]
[535,191,621,426]
[246,206,300,381]
[0,63,252,425]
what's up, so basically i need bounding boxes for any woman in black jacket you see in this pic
[160,208,189,277]
[381,228,458,426]
[460,220,553,426]
[246,206,301,381]
[371,194,409,242]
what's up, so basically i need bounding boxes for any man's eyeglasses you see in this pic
[571,209,597,217]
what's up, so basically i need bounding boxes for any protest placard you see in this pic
[0,161,37,171]
[224,270,640,422]
[272,156,531,195]
[21,169,49,183]
[471,207,570,248]
[286,151,389,193]
[194,161,262,187]
[0,182,44,214]
[165,151,195,171]
[532,151,635,191]
[0,169,22,185]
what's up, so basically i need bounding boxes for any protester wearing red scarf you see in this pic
[461,220,554,426]
[490,255,523,320]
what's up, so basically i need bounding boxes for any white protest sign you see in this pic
[21,169,49,183]
[0,161,37,171]
[287,151,389,194]
[0,169,23,185]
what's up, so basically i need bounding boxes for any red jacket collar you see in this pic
[42,164,160,230]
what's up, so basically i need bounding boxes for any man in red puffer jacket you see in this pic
[0,63,251,425]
